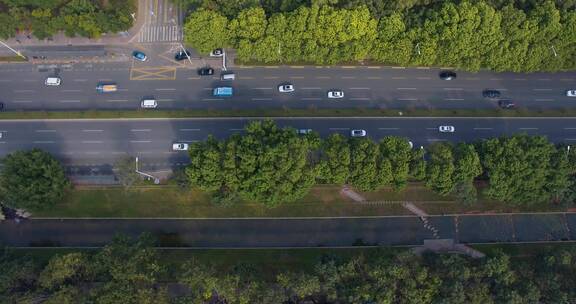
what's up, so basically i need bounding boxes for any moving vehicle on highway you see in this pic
[221,72,235,80]
[96,83,117,93]
[351,129,367,137]
[498,99,515,109]
[210,48,223,57]
[439,125,455,133]
[140,99,157,109]
[213,87,233,97]
[278,84,294,93]
[45,77,61,86]
[439,71,457,80]
[132,51,147,62]
[297,129,312,135]
[328,90,344,99]
[175,50,191,61]
[172,143,189,151]
[482,89,501,99]
[198,67,214,76]
[567,90,576,97]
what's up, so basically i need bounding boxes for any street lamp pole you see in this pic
[135,157,160,184]
[0,39,26,59]
[551,45,557,57]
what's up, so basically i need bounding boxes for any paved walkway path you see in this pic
[1,212,575,248]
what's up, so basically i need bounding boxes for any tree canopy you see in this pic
[0,148,69,209]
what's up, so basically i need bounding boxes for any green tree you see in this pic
[183,8,229,54]
[425,143,455,195]
[348,137,382,191]
[0,13,17,39]
[379,136,412,190]
[410,146,427,181]
[320,133,350,184]
[453,143,482,204]
[39,253,86,290]
[186,136,223,192]
[0,149,69,209]
[113,156,141,190]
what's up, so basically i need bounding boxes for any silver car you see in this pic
[327,90,344,99]
[279,84,295,93]
[438,125,455,133]
[351,129,367,137]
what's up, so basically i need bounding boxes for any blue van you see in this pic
[213,87,233,97]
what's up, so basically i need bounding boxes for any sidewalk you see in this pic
[1,0,146,50]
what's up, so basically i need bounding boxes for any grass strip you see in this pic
[1,107,576,120]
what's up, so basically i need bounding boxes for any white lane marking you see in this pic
[329,128,350,130]
[443,88,463,91]
[187,77,200,80]
[178,140,199,143]
[157,98,174,101]
[252,98,272,101]
[474,127,493,130]
[82,129,103,132]
[12,100,33,103]
[397,88,417,90]
[518,127,538,130]
[445,98,465,101]
[202,98,224,101]
[252,87,273,90]
[301,87,321,90]
[155,88,176,91]
[130,140,152,143]
[61,89,82,92]
[0,141,6,144]
[427,139,447,142]
[33,141,55,144]
[59,100,81,103]
[378,128,399,130]
[416,67,429,70]
[264,76,279,79]
[130,129,151,132]
[35,129,56,132]
[179,129,200,131]
[302,98,321,100]
[350,98,370,101]
[534,98,554,101]
[349,87,370,90]
[397,98,418,101]
[391,66,405,69]
[73,79,88,82]
[82,141,103,144]
[106,99,129,102]
[14,89,34,93]
[532,88,552,91]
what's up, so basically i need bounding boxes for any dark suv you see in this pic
[498,99,515,109]
[482,89,501,99]
[175,50,191,61]
[439,71,456,80]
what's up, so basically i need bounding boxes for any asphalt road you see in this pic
[0,213,574,247]
[0,61,574,110]
[0,117,575,169]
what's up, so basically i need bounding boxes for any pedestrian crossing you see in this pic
[138,25,182,43]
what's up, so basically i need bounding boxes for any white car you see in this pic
[327,90,344,99]
[567,90,576,97]
[210,48,224,57]
[439,125,455,133]
[45,77,61,86]
[172,143,189,151]
[278,84,294,93]
[297,129,312,135]
[408,141,413,149]
[351,129,366,137]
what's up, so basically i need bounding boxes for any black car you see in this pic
[175,50,191,61]
[439,71,457,80]
[482,89,501,99]
[498,99,515,109]
[0,102,4,111]
[198,67,214,76]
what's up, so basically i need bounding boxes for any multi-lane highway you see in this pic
[0,117,574,169]
[0,61,574,110]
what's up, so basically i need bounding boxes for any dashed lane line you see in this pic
[445,98,465,101]
[179,129,200,131]
[534,99,555,101]
[532,88,552,91]
[443,88,463,91]
[518,127,539,130]
[82,141,104,144]
[397,98,418,101]
[82,129,103,132]
[474,127,493,130]
[33,141,55,144]
[130,140,152,143]
[349,87,370,90]
[130,129,151,132]
[252,87,273,90]
[35,129,56,132]
[252,98,273,101]
[59,100,81,103]
[397,88,417,90]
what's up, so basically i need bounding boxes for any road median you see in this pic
[1,107,576,120]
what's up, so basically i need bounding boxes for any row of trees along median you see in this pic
[186,120,576,207]
[183,0,576,72]
[0,123,574,210]
[2,234,576,303]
